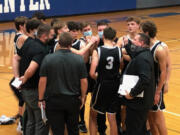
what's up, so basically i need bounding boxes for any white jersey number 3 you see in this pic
[106,56,114,69]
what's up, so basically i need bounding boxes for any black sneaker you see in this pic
[78,121,88,133]
[99,132,106,135]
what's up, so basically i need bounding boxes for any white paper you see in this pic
[40,102,48,124]
[11,78,22,88]
[118,75,144,97]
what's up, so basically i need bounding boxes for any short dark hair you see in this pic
[67,21,79,31]
[140,20,157,38]
[103,27,116,41]
[97,20,108,27]
[14,16,28,31]
[79,22,91,31]
[51,18,60,27]
[126,16,141,24]
[32,11,46,21]
[26,18,41,33]
[59,32,73,48]
[138,33,150,46]
[37,24,51,38]
[53,21,66,35]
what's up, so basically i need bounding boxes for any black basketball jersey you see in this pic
[97,46,122,81]
[53,39,59,53]
[14,33,23,54]
[150,41,162,85]
[72,39,81,50]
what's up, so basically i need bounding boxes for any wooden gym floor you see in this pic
[0,6,180,135]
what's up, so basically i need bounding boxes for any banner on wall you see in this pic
[0,0,136,22]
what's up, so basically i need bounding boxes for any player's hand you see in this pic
[123,36,129,45]
[89,36,98,44]
[80,96,86,109]
[38,100,46,109]
[19,76,27,85]
[86,35,92,43]
[163,82,168,94]
[125,90,133,100]
[154,92,160,105]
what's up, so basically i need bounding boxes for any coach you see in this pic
[38,32,88,135]
[124,33,155,135]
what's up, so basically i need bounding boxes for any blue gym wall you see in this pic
[0,0,180,22]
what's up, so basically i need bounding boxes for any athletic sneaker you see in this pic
[16,121,23,133]
[78,121,88,133]
[16,117,23,134]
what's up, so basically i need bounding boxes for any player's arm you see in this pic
[38,76,47,101]
[17,35,28,49]
[116,37,124,47]
[80,78,88,109]
[12,54,21,77]
[120,57,124,70]
[38,76,47,109]
[12,36,28,77]
[116,36,129,48]
[163,45,171,94]
[20,61,39,84]
[154,46,167,104]
[90,50,99,80]
[70,36,97,56]
[122,48,131,61]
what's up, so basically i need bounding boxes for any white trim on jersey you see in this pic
[161,42,167,47]
[53,42,59,53]
[118,47,122,61]
[72,39,79,46]
[150,40,162,63]
[101,45,117,49]
[14,33,23,54]
[91,83,101,111]
[97,47,101,60]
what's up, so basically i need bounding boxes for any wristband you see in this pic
[38,99,45,102]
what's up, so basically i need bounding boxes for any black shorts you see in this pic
[151,88,165,112]
[9,77,24,107]
[87,75,96,93]
[90,80,119,114]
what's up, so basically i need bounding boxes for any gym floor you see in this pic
[0,6,180,135]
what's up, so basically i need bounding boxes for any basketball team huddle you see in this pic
[10,12,171,135]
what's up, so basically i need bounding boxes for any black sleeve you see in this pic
[39,56,48,77]
[124,43,137,59]
[30,45,46,65]
[78,56,88,79]
[129,58,152,97]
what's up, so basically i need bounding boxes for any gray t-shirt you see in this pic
[40,49,87,96]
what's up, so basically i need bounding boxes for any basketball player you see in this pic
[140,20,168,135]
[68,21,88,133]
[53,21,69,52]
[11,16,28,133]
[117,16,140,48]
[12,18,42,134]
[89,27,123,135]
[116,17,141,134]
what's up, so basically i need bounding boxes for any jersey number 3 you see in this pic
[106,56,114,70]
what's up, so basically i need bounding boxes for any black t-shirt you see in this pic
[18,37,49,89]
[40,49,88,96]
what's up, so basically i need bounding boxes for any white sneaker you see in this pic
[16,121,23,134]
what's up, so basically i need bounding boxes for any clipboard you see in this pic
[118,75,144,97]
